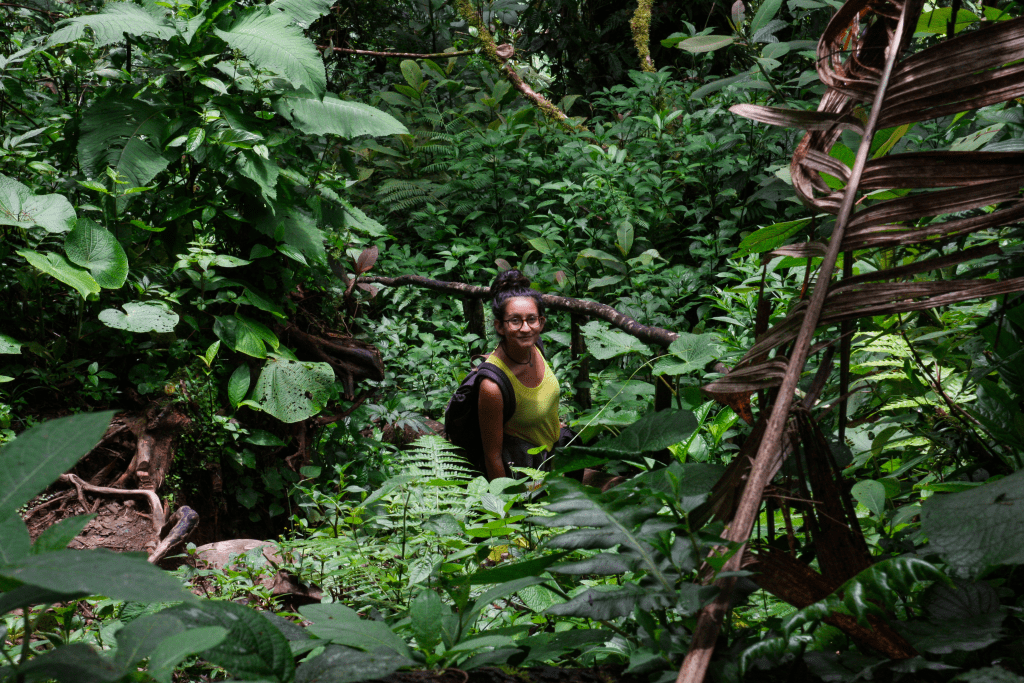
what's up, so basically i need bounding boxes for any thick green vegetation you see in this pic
[2,0,1024,681]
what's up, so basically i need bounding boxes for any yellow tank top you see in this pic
[487,352,561,451]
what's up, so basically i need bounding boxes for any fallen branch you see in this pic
[359,274,679,348]
[58,473,165,535]
[317,46,475,59]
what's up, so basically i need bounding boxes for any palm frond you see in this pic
[681,3,1024,680]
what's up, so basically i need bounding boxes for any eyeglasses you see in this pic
[503,315,544,329]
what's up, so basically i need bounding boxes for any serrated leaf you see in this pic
[580,320,651,360]
[166,601,293,682]
[0,584,89,615]
[0,412,114,525]
[148,626,228,683]
[0,549,194,602]
[13,642,123,683]
[215,10,326,97]
[655,333,721,376]
[295,645,412,683]
[98,302,178,333]
[300,604,410,657]
[252,358,334,423]
[19,249,100,299]
[64,218,129,289]
[31,514,95,554]
[48,2,174,47]
[0,173,76,233]
[78,96,172,206]
[921,470,1024,576]
[923,578,1001,621]
[275,93,408,137]
[0,513,31,564]
[185,127,206,154]
[268,0,333,28]
[236,150,280,202]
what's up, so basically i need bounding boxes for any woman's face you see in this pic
[495,297,544,351]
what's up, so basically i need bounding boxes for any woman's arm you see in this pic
[478,378,505,480]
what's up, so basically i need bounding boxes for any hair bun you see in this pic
[492,269,531,294]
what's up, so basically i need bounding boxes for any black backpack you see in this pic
[444,341,545,476]
[444,359,515,477]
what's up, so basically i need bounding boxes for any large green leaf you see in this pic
[275,93,408,138]
[251,358,334,423]
[0,412,114,526]
[580,321,652,360]
[0,584,89,616]
[64,218,129,289]
[589,409,700,456]
[215,10,326,97]
[0,334,21,354]
[78,95,172,197]
[13,642,123,683]
[267,0,333,28]
[214,314,279,359]
[0,514,31,565]
[48,2,174,46]
[0,173,76,233]
[113,613,188,669]
[98,302,178,333]
[921,469,1024,576]
[236,150,280,202]
[294,645,412,683]
[30,514,95,554]
[300,604,411,657]
[255,205,327,265]
[19,249,101,299]
[0,549,194,602]
[164,601,294,682]
[147,627,230,683]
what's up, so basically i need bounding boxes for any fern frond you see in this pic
[397,435,475,482]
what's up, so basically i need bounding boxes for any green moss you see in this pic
[452,0,499,62]
[630,0,656,72]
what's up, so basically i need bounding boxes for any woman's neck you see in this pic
[502,342,533,366]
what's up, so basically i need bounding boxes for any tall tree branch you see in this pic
[630,0,656,72]
[359,274,679,348]
[451,0,586,133]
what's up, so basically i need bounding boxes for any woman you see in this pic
[478,270,560,480]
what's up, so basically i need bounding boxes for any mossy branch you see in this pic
[452,0,586,134]
[630,0,656,72]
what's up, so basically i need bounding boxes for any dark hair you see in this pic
[490,269,545,322]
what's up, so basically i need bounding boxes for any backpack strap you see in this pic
[476,362,516,424]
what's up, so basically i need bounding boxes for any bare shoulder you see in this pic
[479,377,503,402]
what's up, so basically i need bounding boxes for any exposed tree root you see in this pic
[148,506,199,564]
[279,323,385,399]
[58,473,166,535]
